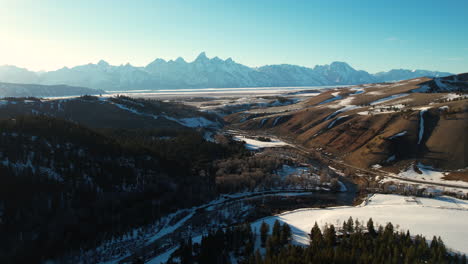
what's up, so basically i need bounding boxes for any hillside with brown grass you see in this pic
[226,74,468,171]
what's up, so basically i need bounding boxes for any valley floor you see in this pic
[251,194,468,255]
[145,193,468,264]
[85,82,467,263]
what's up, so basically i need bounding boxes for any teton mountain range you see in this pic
[0,52,452,91]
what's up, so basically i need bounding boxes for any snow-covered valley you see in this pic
[250,194,468,255]
[145,193,468,263]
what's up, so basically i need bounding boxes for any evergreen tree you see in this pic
[367,218,376,237]
[346,216,354,233]
[166,218,456,264]
[280,223,292,246]
[323,224,336,247]
[310,222,322,241]
[309,221,323,251]
[180,237,193,264]
[260,221,269,247]
[132,256,144,264]
[272,220,281,240]
[255,249,263,264]
[430,235,439,249]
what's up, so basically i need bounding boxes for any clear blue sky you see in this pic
[1,0,467,73]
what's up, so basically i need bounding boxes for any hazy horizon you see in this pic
[0,51,461,75]
[1,0,467,73]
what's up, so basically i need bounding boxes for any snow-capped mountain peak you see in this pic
[97,60,110,67]
[175,57,187,63]
[330,61,353,69]
[194,52,209,62]
[374,69,453,82]
[0,53,454,90]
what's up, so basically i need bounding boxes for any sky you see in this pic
[0,0,467,73]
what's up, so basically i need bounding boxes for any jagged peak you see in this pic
[146,58,167,68]
[97,60,110,67]
[194,52,209,62]
[175,57,186,63]
[152,58,167,63]
[329,61,352,68]
[212,56,223,62]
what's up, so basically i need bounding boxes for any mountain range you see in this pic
[0,52,453,91]
[0,82,104,97]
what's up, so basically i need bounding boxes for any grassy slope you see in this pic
[226,76,468,172]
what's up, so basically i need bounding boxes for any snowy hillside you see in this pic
[251,194,468,255]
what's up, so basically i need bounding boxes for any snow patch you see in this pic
[179,117,216,128]
[326,96,355,109]
[145,211,196,245]
[324,105,358,121]
[386,155,396,163]
[418,109,428,144]
[233,136,289,150]
[318,95,342,105]
[388,131,407,140]
[439,106,449,111]
[327,115,348,128]
[370,93,409,105]
[272,116,282,126]
[445,93,463,100]
[397,163,468,188]
[250,194,468,254]
[350,87,365,95]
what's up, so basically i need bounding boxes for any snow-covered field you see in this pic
[396,163,468,188]
[104,86,337,99]
[101,190,318,264]
[379,177,468,195]
[233,135,290,150]
[251,194,468,254]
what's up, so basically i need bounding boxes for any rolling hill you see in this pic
[0,95,222,130]
[0,96,235,263]
[226,73,468,171]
